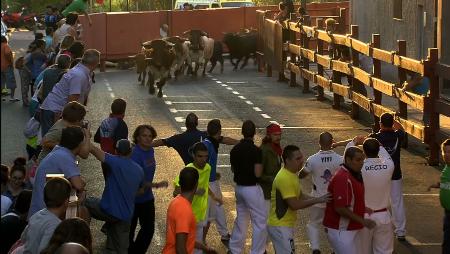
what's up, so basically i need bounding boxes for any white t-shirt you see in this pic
[1,195,13,216]
[302,150,343,202]
[361,144,394,211]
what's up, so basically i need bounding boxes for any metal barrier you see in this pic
[257,15,449,165]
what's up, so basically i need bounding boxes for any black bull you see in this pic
[222,30,257,70]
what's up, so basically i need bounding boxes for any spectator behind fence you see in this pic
[1,164,12,216]
[68,41,86,67]
[37,101,87,163]
[1,35,19,102]
[16,44,34,106]
[0,190,32,254]
[53,35,75,63]
[29,126,89,217]
[3,159,30,204]
[41,217,93,254]
[44,6,58,30]
[20,177,72,254]
[62,0,92,26]
[53,13,79,47]
[40,49,100,136]
[39,54,72,103]
[44,27,54,52]
[24,39,47,101]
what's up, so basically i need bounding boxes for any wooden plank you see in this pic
[316,54,331,69]
[332,60,352,75]
[300,68,317,83]
[393,88,426,110]
[436,99,450,117]
[397,117,426,141]
[353,67,371,86]
[351,38,370,56]
[316,75,332,90]
[372,103,395,118]
[372,77,395,96]
[287,21,301,33]
[288,44,301,56]
[287,62,301,74]
[351,92,372,112]
[301,48,316,62]
[436,63,450,80]
[393,55,425,75]
[331,82,351,98]
[372,47,394,63]
[316,29,333,43]
[331,34,348,46]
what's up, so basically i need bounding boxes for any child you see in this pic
[94,98,129,178]
[23,115,41,161]
[44,27,54,53]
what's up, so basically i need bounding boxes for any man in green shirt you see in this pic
[62,0,92,26]
[429,139,450,253]
[267,145,330,253]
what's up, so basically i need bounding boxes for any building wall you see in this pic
[351,0,435,60]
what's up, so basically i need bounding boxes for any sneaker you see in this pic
[397,235,406,242]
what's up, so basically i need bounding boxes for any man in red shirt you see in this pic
[323,143,376,254]
[1,36,18,101]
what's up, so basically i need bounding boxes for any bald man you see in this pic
[55,242,89,254]
[299,132,345,254]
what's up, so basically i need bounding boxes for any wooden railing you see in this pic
[256,10,449,165]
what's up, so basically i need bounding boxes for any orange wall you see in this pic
[81,2,350,60]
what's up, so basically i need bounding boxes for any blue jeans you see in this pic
[40,109,56,137]
[444,210,450,254]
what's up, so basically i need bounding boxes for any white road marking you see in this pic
[220,126,368,130]
[238,96,247,100]
[107,87,112,91]
[217,164,231,168]
[216,81,222,84]
[212,78,218,81]
[232,91,240,95]
[175,117,212,122]
[221,84,228,87]
[270,121,281,125]
[110,93,115,98]
[169,108,177,113]
[226,87,233,90]
[176,109,215,112]
[253,107,262,111]
[218,153,229,156]
[181,126,187,131]
[165,101,172,105]
[403,193,439,197]
[406,236,441,246]
[261,114,271,119]
[163,94,167,98]
[226,81,247,84]
[245,100,253,105]
[171,101,212,104]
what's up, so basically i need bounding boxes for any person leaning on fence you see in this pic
[62,0,92,26]
[428,139,450,254]
[85,139,145,254]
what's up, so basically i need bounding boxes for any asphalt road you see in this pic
[1,31,444,254]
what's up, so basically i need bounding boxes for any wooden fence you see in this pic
[256,10,449,165]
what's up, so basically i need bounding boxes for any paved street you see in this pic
[1,31,444,254]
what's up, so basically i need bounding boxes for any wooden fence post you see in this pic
[350,25,360,119]
[302,15,311,93]
[426,48,440,165]
[289,22,298,87]
[316,18,325,101]
[397,40,408,148]
[372,34,382,132]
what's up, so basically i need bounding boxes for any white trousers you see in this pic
[390,179,406,236]
[229,185,268,254]
[360,211,394,254]
[207,180,229,237]
[326,228,361,254]
[267,226,295,253]
[194,220,206,254]
[306,206,325,251]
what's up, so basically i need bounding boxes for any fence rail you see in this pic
[256,10,449,165]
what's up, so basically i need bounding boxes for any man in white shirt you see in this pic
[351,137,395,254]
[299,132,343,254]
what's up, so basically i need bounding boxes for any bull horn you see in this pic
[182,30,191,35]
[128,55,136,58]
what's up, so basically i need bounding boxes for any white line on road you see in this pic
[176,109,215,112]
[245,100,253,105]
[217,165,230,168]
[107,87,112,91]
[232,91,240,95]
[175,117,212,122]
[405,236,441,246]
[216,81,222,84]
[226,87,233,90]
[221,84,228,87]
[403,193,439,196]
[238,96,247,100]
[212,78,218,81]
[165,101,172,105]
[110,93,115,98]
[169,108,177,113]
[171,101,212,104]
[261,114,271,119]
[218,153,229,156]
[226,81,247,84]
[253,107,262,111]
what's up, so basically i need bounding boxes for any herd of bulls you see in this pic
[130,29,257,98]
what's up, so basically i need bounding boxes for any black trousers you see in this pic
[128,199,155,254]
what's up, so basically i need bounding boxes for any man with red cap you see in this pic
[260,123,283,211]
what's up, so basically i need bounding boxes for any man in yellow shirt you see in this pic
[267,145,331,253]
[174,142,222,254]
